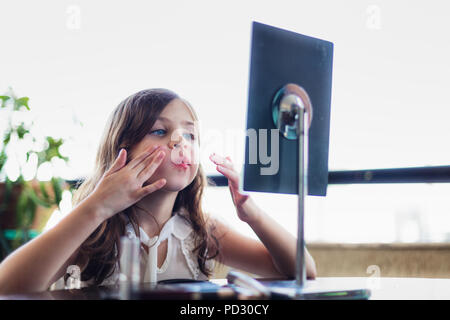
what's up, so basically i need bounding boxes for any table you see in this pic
[297,277,450,300]
[1,277,449,300]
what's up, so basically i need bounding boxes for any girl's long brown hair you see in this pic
[72,88,219,285]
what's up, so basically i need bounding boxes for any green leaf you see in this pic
[25,195,37,229]
[16,123,29,139]
[36,150,47,167]
[16,174,25,184]
[37,136,68,166]
[5,177,14,197]
[28,187,51,208]
[14,97,30,111]
[51,177,63,206]
[16,189,30,228]
[0,149,7,172]
[0,177,13,213]
[16,187,38,229]
[0,95,10,109]
[39,181,50,203]
[3,131,11,145]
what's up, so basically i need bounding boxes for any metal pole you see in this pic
[295,107,307,288]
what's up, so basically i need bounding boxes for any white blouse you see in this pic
[51,211,215,290]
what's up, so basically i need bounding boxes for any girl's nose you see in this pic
[168,135,187,150]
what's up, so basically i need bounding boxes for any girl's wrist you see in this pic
[239,197,263,226]
[81,193,111,224]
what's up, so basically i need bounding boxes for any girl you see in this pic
[0,88,316,294]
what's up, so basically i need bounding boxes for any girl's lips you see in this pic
[172,162,190,170]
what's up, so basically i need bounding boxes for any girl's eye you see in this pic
[183,133,196,141]
[150,129,166,136]
[150,129,195,141]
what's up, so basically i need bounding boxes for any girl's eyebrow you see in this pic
[156,116,195,127]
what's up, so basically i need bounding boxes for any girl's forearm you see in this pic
[0,196,105,294]
[244,198,317,279]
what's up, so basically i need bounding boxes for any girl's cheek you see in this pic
[189,144,200,165]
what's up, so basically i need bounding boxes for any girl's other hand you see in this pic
[209,153,254,222]
[88,146,167,221]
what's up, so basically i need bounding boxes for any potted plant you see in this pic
[0,88,73,260]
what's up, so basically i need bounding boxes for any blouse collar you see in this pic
[125,209,193,247]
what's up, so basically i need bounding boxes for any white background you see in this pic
[1,0,450,242]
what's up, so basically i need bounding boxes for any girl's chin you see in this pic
[161,182,189,192]
[146,178,190,192]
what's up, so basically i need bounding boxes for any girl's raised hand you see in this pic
[89,146,167,221]
[209,153,253,222]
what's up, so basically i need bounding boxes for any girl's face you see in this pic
[128,98,200,191]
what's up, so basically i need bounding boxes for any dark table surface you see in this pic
[3,277,449,300]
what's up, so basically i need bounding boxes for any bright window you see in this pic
[2,1,450,243]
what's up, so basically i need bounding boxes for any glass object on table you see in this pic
[119,236,141,299]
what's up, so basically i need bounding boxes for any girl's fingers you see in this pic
[135,149,165,176]
[137,178,167,199]
[211,153,249,208]
[216,165,239,188]
[136,150,166,181]
[211,153,239,188]
[105,149,127,176]
[128,145,161,169]
[210,153,233,169]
